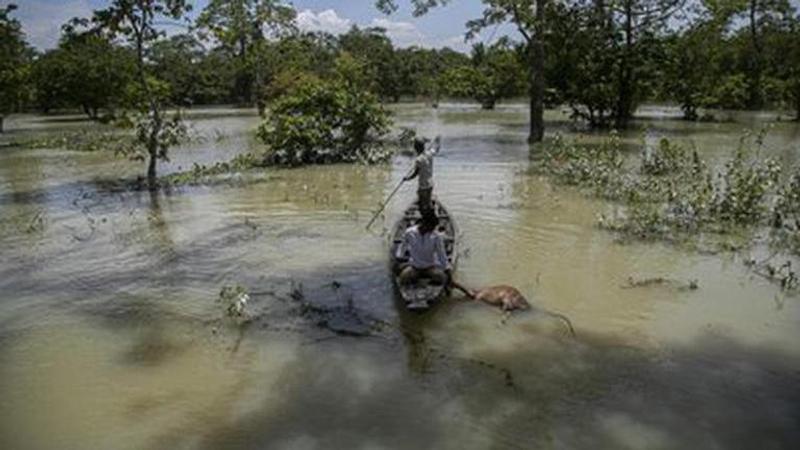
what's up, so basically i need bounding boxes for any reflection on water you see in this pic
[1,105,799,449]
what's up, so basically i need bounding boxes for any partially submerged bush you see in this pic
[772,169,800,254]
[712,147,781,224]
[539,131,795,248]
[539,133,625,198]
[640,138,689,176]
[163,153,263,186]
[257,57,392,166]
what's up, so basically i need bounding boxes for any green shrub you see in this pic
[712,147,781,225]
[257,58,392,166]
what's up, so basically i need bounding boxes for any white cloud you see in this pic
[369,17,426,47]
[295,8,470,52]
[296,9,353,35]
[440,35,471,53]
[12,0,94,49]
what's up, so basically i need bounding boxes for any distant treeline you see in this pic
[2,0,799,130]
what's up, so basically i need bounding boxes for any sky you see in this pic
[2,0,514,52]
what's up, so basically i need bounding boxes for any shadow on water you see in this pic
[2,219,798,449]
[140,315,800,449]
[61,241,800,448]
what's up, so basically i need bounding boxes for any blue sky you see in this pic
[3,0,511,52]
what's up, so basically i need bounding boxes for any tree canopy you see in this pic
[4,0,798,137]
[0,3,32,132]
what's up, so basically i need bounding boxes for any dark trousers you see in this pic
[418,187,433,213]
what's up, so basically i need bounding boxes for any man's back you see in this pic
[400,225,447,269]
[415,149,435,190]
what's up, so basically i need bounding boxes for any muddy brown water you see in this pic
[1,105,799,449]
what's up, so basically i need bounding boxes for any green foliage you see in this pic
[164,153,263,186]
[196,0,296,105]
[393,47,468,103]
[12,130,133,152]
[339,27,401,101]
[538,130,791,245]
[150,34,211,106]
[711,74,750,110]
[538,133,625,198]
[712,145,781,224]
[771,167,800,254]
[257,55,392,166]
[115,111,188,163]
[0,3,32,129]
[660,11,727,120]
[443,41,526,109]
[641,139,689,176]
[93,0,192,183]
[32,31,135,118]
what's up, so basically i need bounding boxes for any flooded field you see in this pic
[1,105,799,449]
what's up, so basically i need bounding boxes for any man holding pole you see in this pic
[404,136,441,213]
[364,135,441,231]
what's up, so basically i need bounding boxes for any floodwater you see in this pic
[1,105,799,449]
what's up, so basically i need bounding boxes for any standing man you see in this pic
[404,135,441,213]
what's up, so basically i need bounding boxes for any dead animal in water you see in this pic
[454,283,530,311]
[452,282,576,336]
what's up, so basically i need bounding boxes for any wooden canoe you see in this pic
[390,199,458,311]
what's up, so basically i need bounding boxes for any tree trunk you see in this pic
[237,36,252,105]
[747,0,763,109]
[146,109,163,190]
[795,96,800,122]
[614,0,634,130]
[256,99,266,118]
[794,84,800,121]
[683,104,698,121]
[0,115,4,133]
[528,0,546,144]
[147,151,157,189]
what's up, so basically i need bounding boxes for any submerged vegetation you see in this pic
[534,129,800,290]
[536,130,800,290]
[162,153,265,186]
[8,130,134,152]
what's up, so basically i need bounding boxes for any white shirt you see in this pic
[397,225,449,270]
[414,147,437,190]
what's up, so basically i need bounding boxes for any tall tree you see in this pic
[660,1,727,120]
[547,0,684,128]
[0,4,30,133]
[443,40,526,109]
[196,0,295,110]
[604,0,686,128]
[377,0,550,143]
[718,0,794,109]
[150,34,207,106]
[338,26,402,101]
[34,26,135,119]
[92,0,192,187]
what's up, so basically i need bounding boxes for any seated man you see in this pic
[396,211,449,286]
